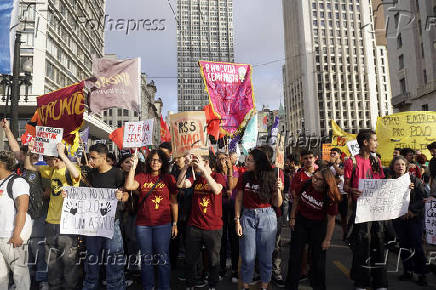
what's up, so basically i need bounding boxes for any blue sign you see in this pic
[0,0,16,74]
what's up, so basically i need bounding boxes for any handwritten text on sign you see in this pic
[60,187,118,238]
[355,174,410,224]
[170,111,207,157]
[32,126,63,157]
[425,199,436,245]
[123,119,154,148]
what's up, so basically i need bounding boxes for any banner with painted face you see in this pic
[170,111,208,157]
[199,60,255,137]
[37,82,85,144]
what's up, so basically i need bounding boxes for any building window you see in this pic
[118,109,122,116]
[109,109,113,117]
[397,33,402,48]
[400,78,406,93]
[103,111,107,117]
[422,104,429,111]
[399,54,404,70]
[117,121,122,128]
[424,70,428,84]
[123,109,129,117]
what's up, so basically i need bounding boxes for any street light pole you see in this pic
[10,32,21,137]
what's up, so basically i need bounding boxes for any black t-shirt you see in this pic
[88,167,125,220]
[430,157,436,178]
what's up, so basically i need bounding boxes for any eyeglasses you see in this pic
[150,159,162,163]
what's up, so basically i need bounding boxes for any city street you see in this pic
[128,224,436,290]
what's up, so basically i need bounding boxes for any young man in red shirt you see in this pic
[177,154,226,290]
[344,129,387,290]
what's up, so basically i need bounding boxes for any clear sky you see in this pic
[104,0,285,116]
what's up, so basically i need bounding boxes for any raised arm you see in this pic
[24,140,37,171]
[176,165,192,189]
[1,119,21,157]
[57,143,80,180]
[125,154,140,191]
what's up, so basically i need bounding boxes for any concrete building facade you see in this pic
[282,0,393,142]
[177,0,234,112]
[384,0,436,111]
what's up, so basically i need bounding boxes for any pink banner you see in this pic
[199,60,255,136]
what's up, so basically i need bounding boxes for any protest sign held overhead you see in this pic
[425,198,436,245]
[88,58,141,114]
[346,140,360,156]
[170,111,207,157]
[123,119,154,148]
[355,173,410,224]
[275,134,285,169]
[37,82,85,145]
[199,61,255,137]
[32,126,64,157]
[377,111,436,166]
[60,187,118,239]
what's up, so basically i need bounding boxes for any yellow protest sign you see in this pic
[376,111,436,166]
[331,120,357,156]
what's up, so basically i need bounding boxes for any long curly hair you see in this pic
[142,149,170,175]
[316,167,341,204]
[244,149,276,203]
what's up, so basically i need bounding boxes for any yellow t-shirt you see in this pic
[38,165,81,224]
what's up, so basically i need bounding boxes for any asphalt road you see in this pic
[127,224,436,290]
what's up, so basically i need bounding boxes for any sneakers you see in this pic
[231,271,238,283]
[218,269,225,281]
[39,282,49,290]
[125,279,134,287]
[416,275,428,287]
[398,271,413,281]
[299,273,308,282]
[178,272,187,281]
[272,275,286,288]
[192,279,207,288]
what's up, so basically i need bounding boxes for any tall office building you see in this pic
[384,0,436,111]
[0,0,112,141]
[177,0,234,112]
[282,0,392,139]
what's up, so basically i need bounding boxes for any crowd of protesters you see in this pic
[0,118,436,290]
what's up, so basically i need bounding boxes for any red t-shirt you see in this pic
[236,174,272,209]
[134,173,177,226]
[291,168,313,194]
[297,183,338,220]
[344,155,385,201]
[188,172,227,230]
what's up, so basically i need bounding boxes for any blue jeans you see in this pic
[239,207,277,284]
[29,216,48,282]
[83,220,126,290]
[136,223,172,290]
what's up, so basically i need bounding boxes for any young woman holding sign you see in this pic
[388,156,427,286]
[234,149,283,290]
[124,149,178,290]
[286,167,341,290]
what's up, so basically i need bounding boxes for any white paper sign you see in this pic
[123,119,154,148]
[425,198,436,245]
[60,186,118,238]
[32,126,64,157]
[355,173,411,223]
[347,139,360,156]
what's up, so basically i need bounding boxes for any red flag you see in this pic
[20,110,42,145]
[204,104,220,140]
[109,127,124,150]
[160,116,171,142]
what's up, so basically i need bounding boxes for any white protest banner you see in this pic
[123,119,154,148]
[425,198,436,245]
[347,139,360,156]
[60,186,118,238]
[355,173,410,224]
[32,126,64,156]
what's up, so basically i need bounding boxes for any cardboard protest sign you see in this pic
[347,140,360,156]
[275,134,285,169]
[123,119,154,148]
[32,126,64,156]
[355,174,410,223]
[425,198,436,245]
[60,186,118,238]
[170,111,207,157]
[322,144,333,161]
[377,111,436,166]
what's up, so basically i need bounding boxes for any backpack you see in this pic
[6,172,45,219]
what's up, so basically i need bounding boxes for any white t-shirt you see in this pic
[0,176,32,240]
